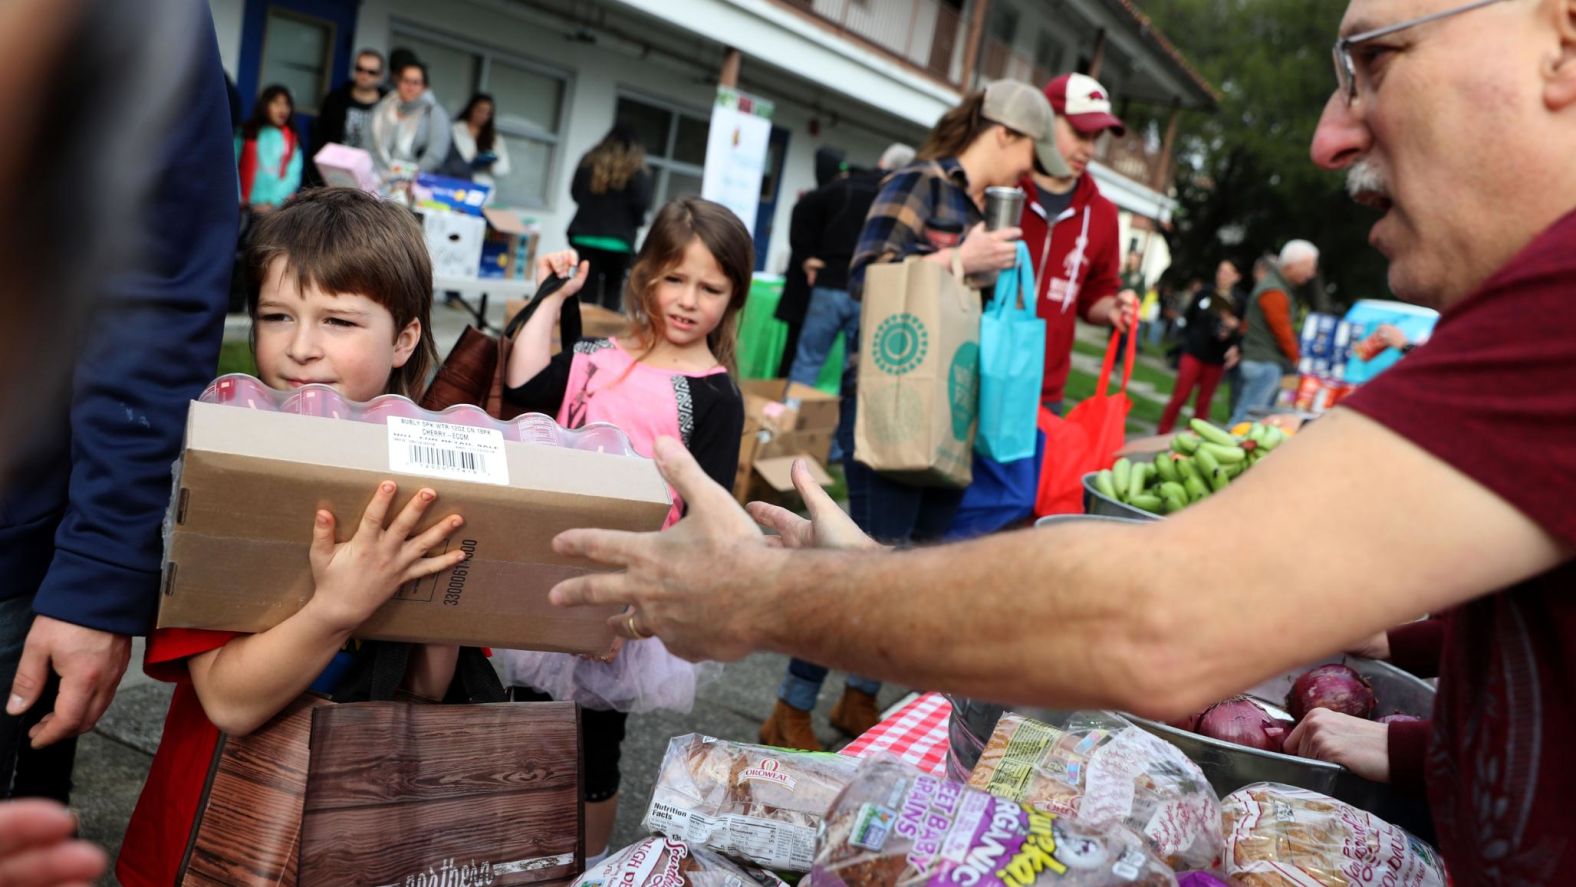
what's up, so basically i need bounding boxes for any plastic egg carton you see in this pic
[199,374,639,456]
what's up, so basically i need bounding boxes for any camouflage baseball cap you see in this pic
[981,79,1072,178]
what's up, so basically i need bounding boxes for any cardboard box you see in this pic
[158,401,672,653]
[758,428,833,464]
[413,173,493,216]
[732,378,841,503]
[423,211,487,279]
[478,208,538,280]
[313,143,379,193]
[738,379,839,432]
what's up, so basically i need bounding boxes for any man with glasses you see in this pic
[548,1,1576,877]
[308,49,389,185]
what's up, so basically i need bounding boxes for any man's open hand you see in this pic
[549,438,781,661]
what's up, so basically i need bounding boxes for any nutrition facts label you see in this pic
[645,803,817,871]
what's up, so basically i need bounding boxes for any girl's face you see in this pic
[268,95,292,128]
[651,237,732,352]
[253,257,419,402]
[469,100,493,127]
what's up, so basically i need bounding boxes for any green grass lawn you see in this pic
[216,340,257,377]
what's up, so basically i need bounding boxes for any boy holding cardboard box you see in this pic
[118,189,471,886]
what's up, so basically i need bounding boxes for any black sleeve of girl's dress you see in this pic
[501,347,573,413]
[687,377,746,492]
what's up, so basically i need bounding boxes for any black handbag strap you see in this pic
[329,642,506,704]
[505,273,582,347]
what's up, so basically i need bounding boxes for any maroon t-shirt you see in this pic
[1342,208,1576,880]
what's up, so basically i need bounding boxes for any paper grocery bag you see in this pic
[854,254,981,487]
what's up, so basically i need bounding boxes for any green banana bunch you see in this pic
[1087,418,1292,516]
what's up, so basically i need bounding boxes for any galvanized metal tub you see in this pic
[1080,471,1162,521]
[1021,513,1437,837]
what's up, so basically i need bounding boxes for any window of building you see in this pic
[389,24,570,209]
[1033,31,1063,80]
[613,94,709,208]
[989,4,1020,46]
[259,9,334,114]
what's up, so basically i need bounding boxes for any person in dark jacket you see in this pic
[306,48,387,186]
[783,143,915,389]
[567,124,654,311]
[1157,259,1244,433]
[773,146,847,377]
[0,1,236,803]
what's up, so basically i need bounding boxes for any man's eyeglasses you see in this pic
[355,66,382,76]
[1332,0,1507,105]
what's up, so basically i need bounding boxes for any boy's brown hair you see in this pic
[624,197,753,374]
[246,187,437,398]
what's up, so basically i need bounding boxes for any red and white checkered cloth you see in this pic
[838,692,952,776]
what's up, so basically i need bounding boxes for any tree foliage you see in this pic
[1137,0,1389,305]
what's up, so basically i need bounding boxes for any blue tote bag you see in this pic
[975,241,1045,461]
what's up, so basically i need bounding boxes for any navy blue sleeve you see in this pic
[31,10,237,635]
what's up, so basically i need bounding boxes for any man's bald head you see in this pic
[1311,0,1576,307]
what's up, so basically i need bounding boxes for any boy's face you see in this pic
[253,257,419,403]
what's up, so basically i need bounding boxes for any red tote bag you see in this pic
[1035,328,1137,516]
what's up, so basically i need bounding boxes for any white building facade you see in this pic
[210,0,1215,278]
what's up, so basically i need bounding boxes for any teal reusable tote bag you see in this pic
[975,240,1045,461]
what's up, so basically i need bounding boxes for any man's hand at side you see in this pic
[7,616,130,748]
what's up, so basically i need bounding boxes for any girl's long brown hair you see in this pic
[917,90,997,162]
[623,197,753,374]
[582,124,647,194]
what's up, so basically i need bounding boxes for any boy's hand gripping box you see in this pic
[159,398,671,654]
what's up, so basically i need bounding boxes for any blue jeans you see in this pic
[1144,320,1165,349]
[1230,359,1285,426]
[787,287,859,388]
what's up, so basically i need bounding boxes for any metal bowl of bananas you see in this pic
[1083,418,1291,517]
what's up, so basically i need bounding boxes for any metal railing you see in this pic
[777,0,967,86]
[977,34,1050,88]
[1096,129,1170,191]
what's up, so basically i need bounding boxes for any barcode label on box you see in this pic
[386,417,509,486]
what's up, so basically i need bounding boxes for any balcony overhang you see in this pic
[610,0,960,129]
[1089,160,1177,224]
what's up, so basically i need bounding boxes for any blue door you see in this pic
[237,0,359,144]
[753,124,791,272]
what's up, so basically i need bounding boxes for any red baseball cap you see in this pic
[1045,73,1126,137]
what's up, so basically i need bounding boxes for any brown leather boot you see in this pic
[758,700,822,751]
[829,687,881,737]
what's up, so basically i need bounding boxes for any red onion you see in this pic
[1377,713,1422,725]
[1196,697,1292,752]
[1165,708,1208,732]
[1286,664,1377,721]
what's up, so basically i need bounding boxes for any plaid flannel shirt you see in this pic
[849,157,983,301]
